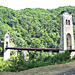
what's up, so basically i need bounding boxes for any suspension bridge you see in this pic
[2,11,75,60]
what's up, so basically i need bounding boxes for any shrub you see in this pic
[0,50,71,72]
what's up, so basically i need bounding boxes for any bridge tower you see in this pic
[4,33,10,60]
[60,11,74,50]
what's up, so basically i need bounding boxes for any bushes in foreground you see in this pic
[0,50,71,72]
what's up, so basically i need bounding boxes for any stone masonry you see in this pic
[4,33,10,60]
[60,11,74,50]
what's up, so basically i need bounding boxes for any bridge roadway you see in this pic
[6,47,59,52]
[5,47,75,52]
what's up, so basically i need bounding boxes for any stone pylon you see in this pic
[23,51,29,61]
[60,11,74,51]
[4,33,10,60]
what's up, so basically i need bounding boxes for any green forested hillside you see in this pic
[0,6,75,53]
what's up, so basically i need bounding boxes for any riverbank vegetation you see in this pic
[0,50,72,72]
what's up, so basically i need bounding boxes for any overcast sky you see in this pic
[0,0,75,10]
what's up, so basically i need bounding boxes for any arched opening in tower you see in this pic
[6,42,8,48]
[66,33,72,49]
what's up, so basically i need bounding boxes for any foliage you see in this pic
[0,47,3,53]
[0,43,3,56]
[0,50,71,72]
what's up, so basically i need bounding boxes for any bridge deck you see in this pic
[5,47,75,52]
[6,47,59,52]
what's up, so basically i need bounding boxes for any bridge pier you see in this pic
[4,33,10,60]
[23,51,29,61]
[60,11,75,58]
[60,11,74,50]
[70,52,75,59]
